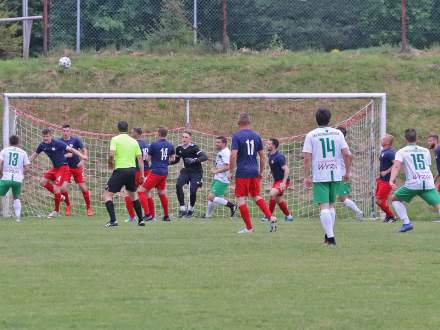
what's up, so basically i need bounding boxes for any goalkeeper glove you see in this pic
[184,158,198,165]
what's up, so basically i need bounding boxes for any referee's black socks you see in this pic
[132,199,144,222]
[105,201,117,223]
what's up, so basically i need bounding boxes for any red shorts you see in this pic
[143,173,167,191]
[44,165,70,186]
[375,178,392,200]
[272,180,290,196]
[437,183,440,193]
[235,177,261,198]
[69,167,85,184]
[135,170,151,187]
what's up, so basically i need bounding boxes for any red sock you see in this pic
[378,200,394,217]
[124,195,135,218]
[54,193,61,212]
[138,192,150,215]
[278,201,290,216]
[148,197,155,217]
[82,190,91,209]
[159,194,169,217]
[44,183,55,194]
[256,199,272,219]
[239,204,253,230]
[62,192,70,205]
[269,198,277,213]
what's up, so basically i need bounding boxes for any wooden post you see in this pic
[401,0,408,52]
[222,0,229,51]
[43,0,49,55]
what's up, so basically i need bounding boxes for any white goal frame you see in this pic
[2,92,387,218]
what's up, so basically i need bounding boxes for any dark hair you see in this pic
[216,136,227,145]
[42,128,51,135]
[183,131,192,137]
[238,112,251,126]
[9,135,19,146]
[337,126,347,137]
[429,134,439,142]
[158,126,168,137]
[117,121,129,132]
[405,128,417,143]
[270,138,279,149]
[133,127,143,136]
[315,108,331,126]
[62,124,70,129]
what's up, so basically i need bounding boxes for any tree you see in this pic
[0,1,22,59]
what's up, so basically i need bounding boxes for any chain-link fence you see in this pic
[3,0,440,56]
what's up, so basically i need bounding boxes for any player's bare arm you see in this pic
[137,154,145,183]
[108,150,115,170]
[342,148,352,181]
[229,150,237,181]
[389,160,402,190]
[281,164,289,191]
[258,149,266,177]
[77,147,88,168]
[380,160,395,177]
[66,146,88,160]
[211,164,229,175]
[303,152,312,188]
[0,159,3,177]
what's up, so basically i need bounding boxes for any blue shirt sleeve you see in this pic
[169,143,175,156]
[75,137,84,150]
[436,148,440,175]
[148,143,155,156]
[231,134,238,150]
[277,154,286,167]
[36,143,43,154]
[56,140,68,152]
[255,136,263,153]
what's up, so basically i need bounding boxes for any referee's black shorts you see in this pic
[106,168,137,193]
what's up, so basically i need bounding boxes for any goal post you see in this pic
[1,92,386,219]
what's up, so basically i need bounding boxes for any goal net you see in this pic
[1,93,385,220]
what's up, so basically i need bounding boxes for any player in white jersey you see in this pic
[336,127,363,219]
[303,108,352,245]
[0,135,31,222]
[390,129,440,232]
[203,136,237,218]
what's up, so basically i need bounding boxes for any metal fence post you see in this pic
[76,0,81,53]
[22,0,29,59]
[193,0,197,45]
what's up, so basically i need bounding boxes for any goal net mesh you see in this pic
[3,97,381,220]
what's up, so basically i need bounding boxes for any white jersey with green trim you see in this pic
[395,144,435,190]
[0,146,30,183]
[214,147,231,184]
[302,126,349,182]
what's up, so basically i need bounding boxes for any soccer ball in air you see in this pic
[58,56,72,69]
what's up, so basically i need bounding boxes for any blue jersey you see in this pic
[61,136,84,169]
[36,139,68,168]
[148,139,175,176]
[435,145,440,176]
[379,147,396,182]
[231,129,263,178]
[269,151,289,182]
[137,139,150,171]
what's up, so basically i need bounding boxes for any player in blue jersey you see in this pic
[428,134,440,194]
[376,134,396,222]
[229,113,277,233]
[138,127,175,221]
[265,138,294,221]
[124,127,153,222]
[61,124,93,216]
[29,128,87,218]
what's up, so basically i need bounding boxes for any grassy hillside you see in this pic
[1,47,439,139]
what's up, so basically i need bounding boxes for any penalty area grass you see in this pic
[0,216,440,329]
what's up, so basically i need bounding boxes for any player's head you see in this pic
[62,124,71,139]
[381,134,394,148]
[117,121,129,133]
[132,127,142,139]
[404,128,417,144]
[267,138,279,152]
[215,136,227,150]
[42,128,52,143]
[315,108,331,126]
[181,131,192,145]
[337,126,347,137]
[427,134,438,149]
[238,112,251,128]
[9,135,19,146]
[157,126,168,138]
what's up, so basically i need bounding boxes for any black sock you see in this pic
[105,201,116,223]
[226,201,234,208]
[190,190,197,207]
[176,185,185,206]
[132,199,144,222]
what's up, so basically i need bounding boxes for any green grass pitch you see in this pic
[1,215,440,329]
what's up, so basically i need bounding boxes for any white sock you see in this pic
[344,199,362,215]
[320,209,334,238]
[392,201,410,224]
[213,197,228,206]
[180,205,187,212]
[207,201,215,216]
[13,199,21,219]
[329,207,336,227]
[188,205,194,211]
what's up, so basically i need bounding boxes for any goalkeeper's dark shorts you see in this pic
[106,168,137,193]
[176,169,203,189]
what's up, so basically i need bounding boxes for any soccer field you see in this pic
[1,216,440,329]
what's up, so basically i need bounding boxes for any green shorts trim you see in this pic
[313,181,341,204]
[393,186,440,206]
[338,182,351,197]
[210,180,229,197]
[0,180,22,198]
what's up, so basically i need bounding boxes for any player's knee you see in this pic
[338,196,346,202]
[207,193,214,201]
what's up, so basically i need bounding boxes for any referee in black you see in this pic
[104,121,145,227]
[171,131,208,218]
